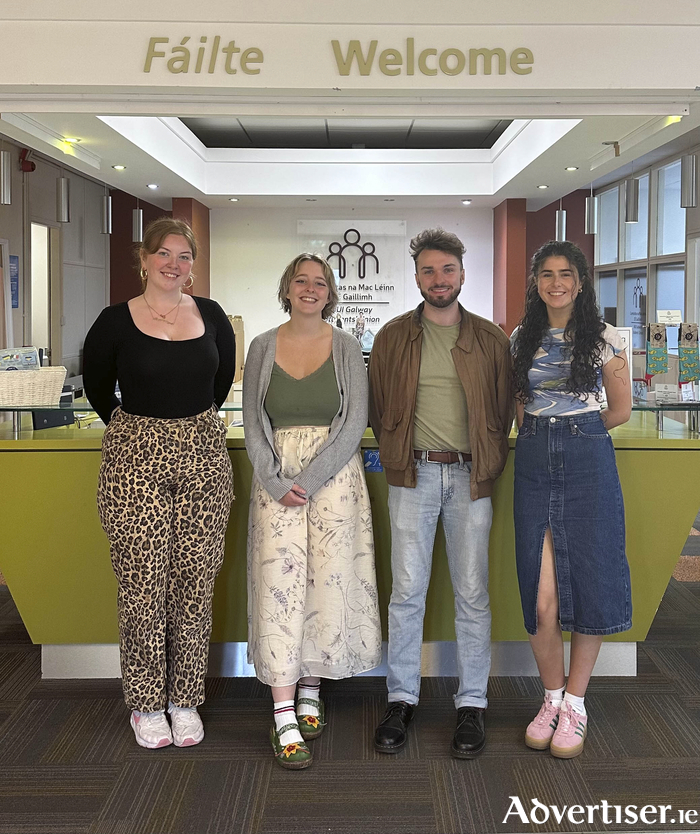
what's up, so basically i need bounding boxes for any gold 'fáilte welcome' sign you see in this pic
[143,37,533,77]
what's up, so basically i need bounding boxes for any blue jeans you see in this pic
[387,461,492,710]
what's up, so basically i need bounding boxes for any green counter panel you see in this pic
[0,416,698,645]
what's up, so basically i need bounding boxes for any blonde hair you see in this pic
[138,217,197,289]
[277,253,339,319]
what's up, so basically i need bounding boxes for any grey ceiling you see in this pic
[180,117,512,150]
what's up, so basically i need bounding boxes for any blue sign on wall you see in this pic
[9,255,19,309]
[363,449,383,472]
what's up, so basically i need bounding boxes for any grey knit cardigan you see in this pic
[242,325,369,501]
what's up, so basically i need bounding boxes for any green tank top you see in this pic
[264,354,341,428]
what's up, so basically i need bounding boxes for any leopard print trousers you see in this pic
[97,406,234,712]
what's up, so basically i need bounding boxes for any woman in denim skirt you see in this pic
[510,240,632,759]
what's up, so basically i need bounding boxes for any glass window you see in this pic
[623,267,647,350]
[597,187,619,264]
[624,174,649,261]
[597,271,618,325]
[656,161,686,255]
[656,262,685,351]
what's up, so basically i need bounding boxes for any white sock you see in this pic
[168,701,197,715]
[545,687,564,707]
[563,691,586,716]
[297,679,320,717]
[273,700,303,745]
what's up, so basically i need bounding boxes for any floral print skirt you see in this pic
[247,426,382,686]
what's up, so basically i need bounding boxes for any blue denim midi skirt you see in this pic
[513,411,632,636]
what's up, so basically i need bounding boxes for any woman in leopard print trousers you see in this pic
[84,218,235,750]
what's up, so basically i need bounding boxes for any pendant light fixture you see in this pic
[681,153,697,208]
[584,185,598,235]
[555,198,567,241]
[132,198,143,243]
[624,176,639,223]
[0,145,11,206]
[101,185,112,235]
[56,171,70,223]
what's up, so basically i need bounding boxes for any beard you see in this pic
[420,284,462,309]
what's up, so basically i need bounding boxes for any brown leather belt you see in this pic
[413,450,472,464]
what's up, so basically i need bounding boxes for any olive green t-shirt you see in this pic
[413,317,470,453]
[264,355,341,428]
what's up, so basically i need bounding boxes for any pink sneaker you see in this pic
[130,710,173,749]
[525,695,560,750]
[550,702,588,759]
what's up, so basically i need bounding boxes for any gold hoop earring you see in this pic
[140,268,148,281]
[183,275,194,290]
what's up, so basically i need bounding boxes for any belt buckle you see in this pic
[414,449,434,465]
[427,449,450,463]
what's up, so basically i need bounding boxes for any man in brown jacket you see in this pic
[369,228,512,758]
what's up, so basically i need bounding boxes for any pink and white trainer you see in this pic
[550,702,588,759]
[525,695,560,750]
[168,704,205,747]
[130,710,173,749]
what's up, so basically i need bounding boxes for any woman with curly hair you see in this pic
[243,253,381,769]
[511,240,632,759]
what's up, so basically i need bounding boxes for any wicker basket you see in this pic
[0,367,67,407]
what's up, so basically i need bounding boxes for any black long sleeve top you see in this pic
[83,296,235,425]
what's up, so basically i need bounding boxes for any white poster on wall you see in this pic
[297,220,406,343]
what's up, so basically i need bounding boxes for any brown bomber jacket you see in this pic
[368,303,514,500]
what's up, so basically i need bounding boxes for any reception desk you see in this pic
[0,412,698,677]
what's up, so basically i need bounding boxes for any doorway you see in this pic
[29,222,61,365]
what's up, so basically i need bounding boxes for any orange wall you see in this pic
[172,198,210,298]
[494,191,595,336]
[109,191,170,305]
[526,190,594,273]
[493,198,527,335]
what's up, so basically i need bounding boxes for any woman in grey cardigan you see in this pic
[243,253,381,770]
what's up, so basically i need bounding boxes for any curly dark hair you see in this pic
[512,240,607,403]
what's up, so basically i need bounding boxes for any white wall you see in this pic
[210,206,493,351]
[30,223,50,348]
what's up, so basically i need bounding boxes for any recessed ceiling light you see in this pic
[537,184,549,189]
[565,166,579,172]
[112,165,126,171]
[147,183,158,190]
[461,199,472,205]
[64,137,81,144]
[306,198,317,202]
[228,197,239,202]
[384,198,395,202]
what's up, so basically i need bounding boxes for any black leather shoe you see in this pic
[374,701,414,753]
[451,707,486,759]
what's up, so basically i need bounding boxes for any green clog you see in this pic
[297,697,327,740]
[270,724,313,770]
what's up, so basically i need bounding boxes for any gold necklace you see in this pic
[143,293,183,325]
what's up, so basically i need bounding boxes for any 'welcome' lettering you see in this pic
[330,39,533,77]
[331,40,378,76]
